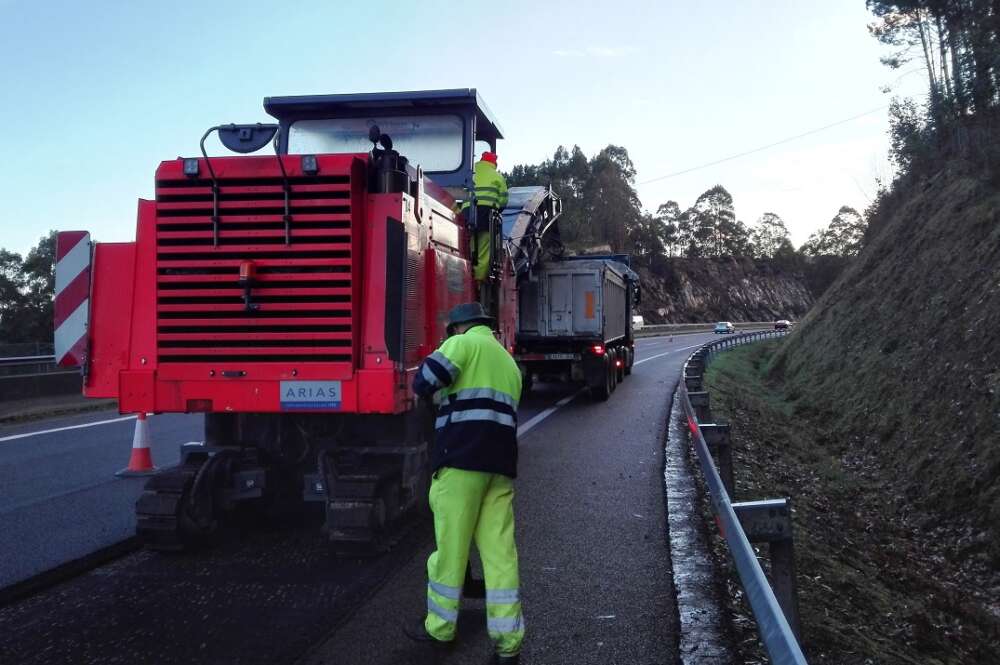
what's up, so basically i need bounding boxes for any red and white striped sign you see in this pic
[54,231,91,368]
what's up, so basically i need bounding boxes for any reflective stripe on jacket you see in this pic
[461,160,509,211]
[413,325,522,478]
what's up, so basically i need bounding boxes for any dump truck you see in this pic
[514,255,639,401]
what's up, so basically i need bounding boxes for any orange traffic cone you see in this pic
[116,413,158,477]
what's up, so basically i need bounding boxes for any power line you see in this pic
[637,105,889,185]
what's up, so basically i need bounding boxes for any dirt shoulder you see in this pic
[704,341,1000,664]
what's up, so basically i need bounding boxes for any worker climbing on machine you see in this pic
[463,151,509,283]
[405,302,524,665]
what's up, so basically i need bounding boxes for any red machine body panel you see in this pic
[84,242,136,397]
[85,152,471,416]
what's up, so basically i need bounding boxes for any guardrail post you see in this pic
[699,423,735,497]
[684,373,703,391]
[687,390,711,422]
[733,498,801,639]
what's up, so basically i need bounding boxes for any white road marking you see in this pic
[634,341,706,366]
[518,391,584,437]
[0,415,137,443]
[518,339,708,437]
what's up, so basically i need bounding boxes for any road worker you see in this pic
[405,302,524,665]
[462,151,509,283]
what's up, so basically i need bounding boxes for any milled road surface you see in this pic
[0,334,714,665]
[0,384,565,590]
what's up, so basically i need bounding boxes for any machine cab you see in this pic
[264,88,504,201]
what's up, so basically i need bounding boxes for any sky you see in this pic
[0,0,927,255]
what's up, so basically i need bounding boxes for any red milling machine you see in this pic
[55,89,562,552]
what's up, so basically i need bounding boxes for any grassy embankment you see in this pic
[704,341,999,665]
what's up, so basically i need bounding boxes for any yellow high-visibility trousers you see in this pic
[424,467,523,656]
[474,231,491,282]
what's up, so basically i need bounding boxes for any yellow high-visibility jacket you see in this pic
[413,325,522,477]
[462,160,509,211]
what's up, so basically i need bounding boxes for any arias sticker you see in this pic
[279,381,342,410]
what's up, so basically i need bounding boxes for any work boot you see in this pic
[492,653,520,664]
[402,618,452,649]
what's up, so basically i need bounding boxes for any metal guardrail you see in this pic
[0,355,69,384]
[0,343,54,358]
[680,329,809,665]
[0,355,57,365]
[635,322,782,338]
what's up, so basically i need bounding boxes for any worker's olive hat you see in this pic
[446,302,494,331]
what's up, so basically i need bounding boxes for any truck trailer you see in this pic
[515,256,639,401]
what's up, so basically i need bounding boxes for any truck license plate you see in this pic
[280,381,342,410]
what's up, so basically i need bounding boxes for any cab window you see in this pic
[288,115,464,172]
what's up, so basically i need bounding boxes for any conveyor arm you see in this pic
[500,186,563,278]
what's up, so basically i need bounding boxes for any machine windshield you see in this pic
[288,115,464,172]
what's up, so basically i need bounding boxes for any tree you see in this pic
[507,144,595,247]
[886,97,933,172]
[672,208,698,257]
[750,212,791,258]
[868,1,947,114]
[655,201,682,257]
[827,206,867,256]
[772,237,806,273]
[0,232,57,344]
[798,207,868,298]
[18,232,57,343]
[868,0,1000,122]
[586,145,642,253]
[802,206,867,258]
[626,214,666,265]
[685,185,739,257]
[0,250,26,343]
[725,219,754,257]
[508,144,644,253]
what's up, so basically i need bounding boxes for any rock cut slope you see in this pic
[638,258,813,323]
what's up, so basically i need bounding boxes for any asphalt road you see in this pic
[0,410,195,587]
[304,333,712,665]
[0,333,714,665]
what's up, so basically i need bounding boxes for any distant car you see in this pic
[774,319,791,330]
[714,321,735,334]
[632,315,644,331]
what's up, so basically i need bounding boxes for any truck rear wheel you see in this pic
[609,352,619,392]
[590,358,612,402]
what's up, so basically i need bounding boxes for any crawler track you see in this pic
[135,456,206,551]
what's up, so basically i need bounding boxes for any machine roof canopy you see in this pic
[263,88,504,144]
